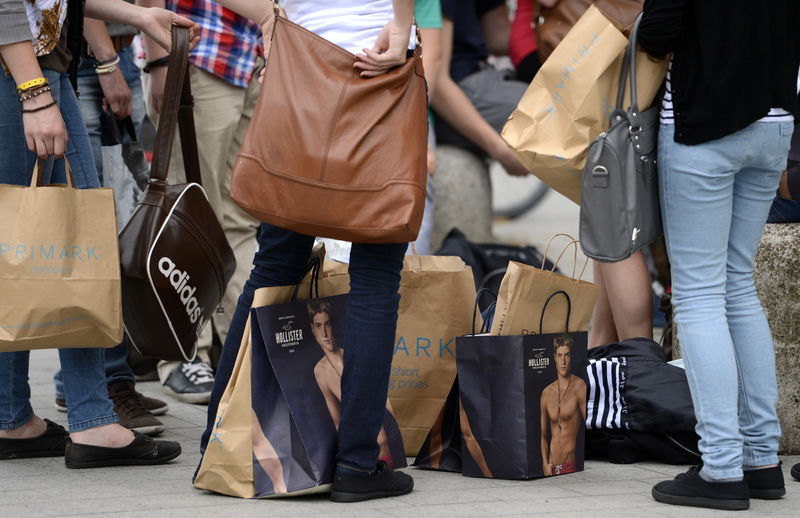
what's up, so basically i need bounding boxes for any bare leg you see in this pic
[459,402,492,478]
[252,410,287,494]
[591,251,653,348]
[588,262,618,348]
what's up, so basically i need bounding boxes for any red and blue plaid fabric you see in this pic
[169,0,262,88]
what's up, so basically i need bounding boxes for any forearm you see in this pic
[83,18,117,62]
[135,0,167,61]
[210,0,272,25]
[420,28,442,99]
[0,41,46,86]
[392,0,414,27]
[85,0,146,27]
[431,77,506,156]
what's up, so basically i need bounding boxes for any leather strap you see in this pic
[149,26,202,186]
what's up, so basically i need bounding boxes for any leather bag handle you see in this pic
[148,25,202,186]
[615,12,644,116]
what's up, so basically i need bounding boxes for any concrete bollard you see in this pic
[430,145,493,252]
[754,223,800,455]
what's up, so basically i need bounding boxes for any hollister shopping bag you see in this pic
[390,254,476,455]
[501,4,668,204]
[490,235,598,335]
[250,293,406,497]
[458,291,589,479]
[0,162,122,351]
[194,254,350,498]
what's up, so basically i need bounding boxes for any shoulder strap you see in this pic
[148,26,202,186]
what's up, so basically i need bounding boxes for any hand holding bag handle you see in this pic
[148,25,201,187]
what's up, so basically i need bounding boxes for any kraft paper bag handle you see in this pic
[539,290,571,334]
[29,158,77,188]
[542,234,590,283]
[471,287,497,335]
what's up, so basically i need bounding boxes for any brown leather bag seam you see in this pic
[234,208,413,233]
[237,153,425,191]
[320,79,352,182]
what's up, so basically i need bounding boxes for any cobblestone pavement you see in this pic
[1,348,798,517]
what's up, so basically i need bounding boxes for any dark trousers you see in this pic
[200,223,406,473]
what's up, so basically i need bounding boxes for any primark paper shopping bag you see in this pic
[0,162,122,351]
[390,254,476,455]
[457,291,588,479]
[501,4,667,203]
[250,293,406,497]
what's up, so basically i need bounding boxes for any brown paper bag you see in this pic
[390,255,476,456]
[501,4,669,204]
[490,235,599,335]
[194,258,349,498]
[0,164,122,351]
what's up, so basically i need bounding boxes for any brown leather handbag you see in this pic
[230,5,428,244]
[118,27,236,362]
[535,0,643,62]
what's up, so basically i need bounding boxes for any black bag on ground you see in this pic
[435,228,557,311]
[585,338,700,464]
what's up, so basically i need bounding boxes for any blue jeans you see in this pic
[767,196,800,223]
[0,69,116,433]
[54,46,146,400]
[658,121,792,480]
[200,224,406,473]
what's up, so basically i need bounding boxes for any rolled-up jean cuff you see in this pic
[67,414,118,433]
[0,408,34,430]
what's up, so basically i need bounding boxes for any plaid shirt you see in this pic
[169,0,262,88]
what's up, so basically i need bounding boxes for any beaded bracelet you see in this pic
[19,85,51,102]
[21,99,57,113]
[17,77,48,93]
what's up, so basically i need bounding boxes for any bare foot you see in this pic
[70,423,134,448]
[0,415,47,439]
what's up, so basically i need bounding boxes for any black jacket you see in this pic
[638,0,800,145]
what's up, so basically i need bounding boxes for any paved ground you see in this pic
[1,347,799,517]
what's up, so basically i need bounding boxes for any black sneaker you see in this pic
[792,462,800,482]
[107,382,164,436]
[64,432,181,469]
[652,465,749,511]
[163,359,214,404]
[331,461,414,502]
[743,462,785,499]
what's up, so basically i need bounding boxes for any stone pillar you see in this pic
[754,223,800,455]
[430,145,493,252]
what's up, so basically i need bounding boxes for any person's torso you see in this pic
[168,0,263,88]
[442,0,504,82]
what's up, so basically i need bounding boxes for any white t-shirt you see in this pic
[283,0,414,55]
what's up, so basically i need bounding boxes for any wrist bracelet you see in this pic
[21,99,57,113]
[94,55,120,75]
[17,77,48,93]
[143,56,170,73]
[19,85,51,102]
[96,55,119,66]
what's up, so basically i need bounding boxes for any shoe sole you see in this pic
[163,386,211,404]
[147,404,169,416]
[55,402,67,412]
[749,487,785,500]
[0,450,65,460]
[652,487,749,510]
[331,482,413,502]
[65,448,181,469]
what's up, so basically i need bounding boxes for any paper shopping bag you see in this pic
[501,4,668,204]
[194,255,350,498]
[490,235,599,335]
[458,291,589,479]
[390,254,476,455]
[0,163,122,351]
